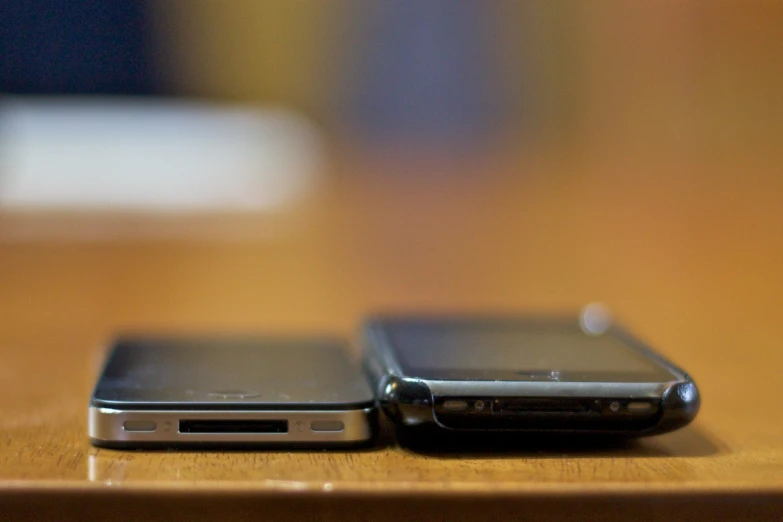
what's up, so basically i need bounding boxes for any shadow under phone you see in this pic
[395,424,724,459]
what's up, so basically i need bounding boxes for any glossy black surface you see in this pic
[91,336,376,410]
[382,316,676,382]
[364,315,701,436]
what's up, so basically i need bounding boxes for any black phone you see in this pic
[89,335,377,448]
[363,314,700,438]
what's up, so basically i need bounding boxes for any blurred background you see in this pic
[0,1,782,363]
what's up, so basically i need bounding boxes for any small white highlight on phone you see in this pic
[579,302,613,336]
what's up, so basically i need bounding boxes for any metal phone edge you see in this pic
[88,405,376,446]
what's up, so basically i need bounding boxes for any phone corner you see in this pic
[653,377,701,435]
[378,376,435,428]
[88,437,113,449]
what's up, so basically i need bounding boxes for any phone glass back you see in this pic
[92,337,374,409]
[385,318,676,383]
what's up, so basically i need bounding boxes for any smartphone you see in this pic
[363,314,700,438]
[89,336,377,448]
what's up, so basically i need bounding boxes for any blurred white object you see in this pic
[0,99,322,212]
[579,302,613,336]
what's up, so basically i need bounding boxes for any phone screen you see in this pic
[384,318,678,382]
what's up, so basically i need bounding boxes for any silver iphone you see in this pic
[89,335,377,448]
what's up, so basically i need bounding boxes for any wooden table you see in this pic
[1,149,782,520]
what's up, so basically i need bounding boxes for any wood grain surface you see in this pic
[1,149,782,520]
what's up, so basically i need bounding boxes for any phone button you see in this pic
[310,420,344,432]
[123,420,157,432]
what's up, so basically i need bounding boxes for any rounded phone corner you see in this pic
[89,437,115,449]
[89,397,107,408]
[89,397,127,412]
[652,377,701,435]
[379,376,435,428]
